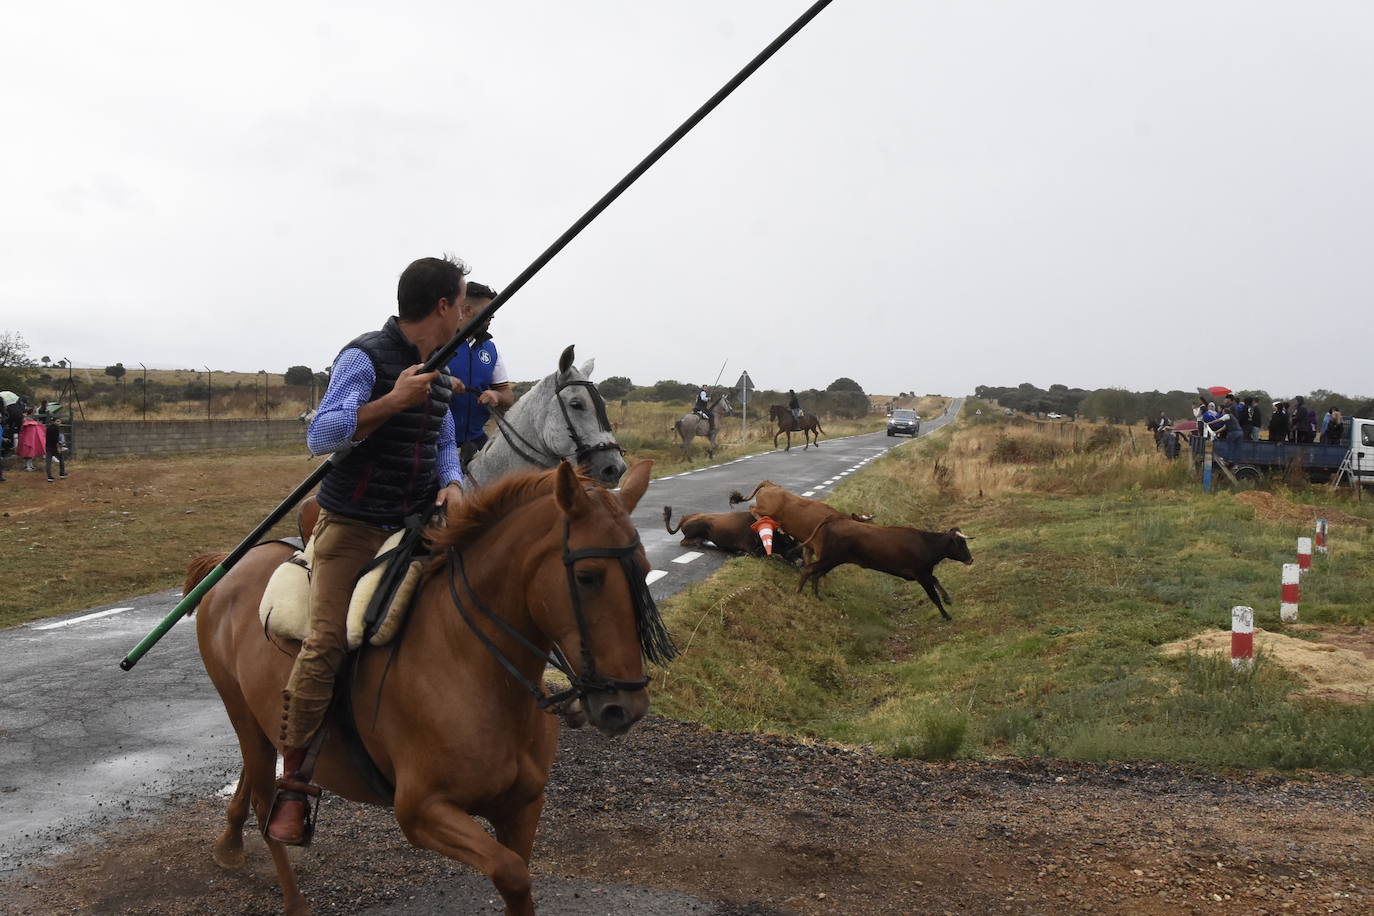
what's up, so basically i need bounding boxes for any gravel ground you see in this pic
[5,716,1373,914]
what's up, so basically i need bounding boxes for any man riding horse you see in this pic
[788,388,802,420]
[445,281,514,472]
[693,384,716,434]
[268,255,470,846]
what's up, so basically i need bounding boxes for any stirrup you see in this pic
[263,783,321,847]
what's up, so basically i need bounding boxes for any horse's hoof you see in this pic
[212,844,245,870]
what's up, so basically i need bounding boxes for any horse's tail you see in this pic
[663,505,682,535]
[813,417,827,436]
[728,481,769,507]
[183,552,229,611]
[672,419,683,442]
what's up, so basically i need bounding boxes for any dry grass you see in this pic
[0,446,314,628]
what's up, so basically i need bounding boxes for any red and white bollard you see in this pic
[1315,518,1328,555]
[1280,563,1300,622]
[1297,537,1312,574]
[750,516,777,556]
[1231,606,1254,672]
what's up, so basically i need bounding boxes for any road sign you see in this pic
[735,371,755,392]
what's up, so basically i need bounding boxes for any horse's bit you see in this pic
[492,378,623,472]
[445,515,673,711]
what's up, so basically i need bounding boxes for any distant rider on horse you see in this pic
[788,388,802,421]
[693,384,715,433]
[267,256,469,846]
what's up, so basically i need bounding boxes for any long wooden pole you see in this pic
[119,0,838,671]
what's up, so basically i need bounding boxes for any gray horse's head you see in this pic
[543,345,627,486]
[713,393,735,417]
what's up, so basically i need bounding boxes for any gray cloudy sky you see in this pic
[4,1,1371,399]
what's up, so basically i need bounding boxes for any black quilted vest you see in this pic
[317,317,454,526]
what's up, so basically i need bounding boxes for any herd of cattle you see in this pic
[662,480,974,620]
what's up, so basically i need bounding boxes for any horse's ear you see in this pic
[554,461,590,516]
[579,357,595,377]
[617,459,654,513]
[558,345,575,376]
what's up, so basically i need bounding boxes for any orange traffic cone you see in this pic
[750,516,777,556]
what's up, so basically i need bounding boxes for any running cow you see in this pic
[798,519,974,618]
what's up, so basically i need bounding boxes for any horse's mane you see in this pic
[428,467,567,554]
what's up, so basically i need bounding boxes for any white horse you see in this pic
[463,344,627,489]
[673,394,734,459]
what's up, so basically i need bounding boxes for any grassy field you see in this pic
[652,401,1374,774]
[0,398,947,628]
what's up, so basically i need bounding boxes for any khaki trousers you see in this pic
[281,509,391,747]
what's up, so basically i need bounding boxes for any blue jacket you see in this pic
[447,337,500,443]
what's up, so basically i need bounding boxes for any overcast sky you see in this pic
[4,1,1371,399]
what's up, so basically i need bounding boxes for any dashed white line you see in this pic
[802,491,816,497]
[645,570,668,585]
[31,607,135,630]
[672,552,704,564]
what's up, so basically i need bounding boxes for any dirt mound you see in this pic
[1161,626,1374,703]
[1234,490,1368,528]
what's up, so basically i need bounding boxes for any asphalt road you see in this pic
[0,402,960,894]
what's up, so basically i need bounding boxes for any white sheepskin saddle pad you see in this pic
[258,531,425,649]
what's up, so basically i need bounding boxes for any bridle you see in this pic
[492,377,624,472]
[445,511,674,712]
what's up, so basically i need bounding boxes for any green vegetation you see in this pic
[653,413,1374,774]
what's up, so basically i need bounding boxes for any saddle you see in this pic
[258,512,433,650]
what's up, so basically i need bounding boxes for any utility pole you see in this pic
[204,366,213,422]
[139,362,147,420]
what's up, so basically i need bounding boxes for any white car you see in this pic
[1046,412,1064,419]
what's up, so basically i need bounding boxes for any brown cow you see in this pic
[727,481,872,564]
[662,506,803,564]
[797,519,974,619]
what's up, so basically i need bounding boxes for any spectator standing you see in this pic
[1246,398,1262,441]
[1319,407,1335,442]
[1325,408,1345,445]
[1201,401,1225,439]
[1268,402,1289,443]
[17,410,45,471]
[44,413,67,481]
[1235,397,1251,440]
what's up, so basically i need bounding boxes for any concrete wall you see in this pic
[72,419,307,458]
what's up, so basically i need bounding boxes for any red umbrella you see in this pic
[1199,386,1232,399]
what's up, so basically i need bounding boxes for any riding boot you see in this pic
[264,744,320,845]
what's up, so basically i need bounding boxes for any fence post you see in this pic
[1280,563,1300,622]
[1315,518,1328,555]
[1231,606,1254,671]
[1297,537,1312,575]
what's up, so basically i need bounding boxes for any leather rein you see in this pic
[491,378,623,472]
[445,517,655,712]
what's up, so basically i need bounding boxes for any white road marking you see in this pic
[672,552,703,564]
[31,607,135,630]
[645,570,668,585]
[802,491,816,497]
[218,758,283,798]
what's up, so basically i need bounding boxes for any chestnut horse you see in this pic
[194,459,671,915]
[769,403,825,451]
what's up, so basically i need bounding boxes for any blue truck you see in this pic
[1189,417,1374,485]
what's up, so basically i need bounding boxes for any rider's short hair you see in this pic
[398,255,470,321]
[464,281,498,301]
